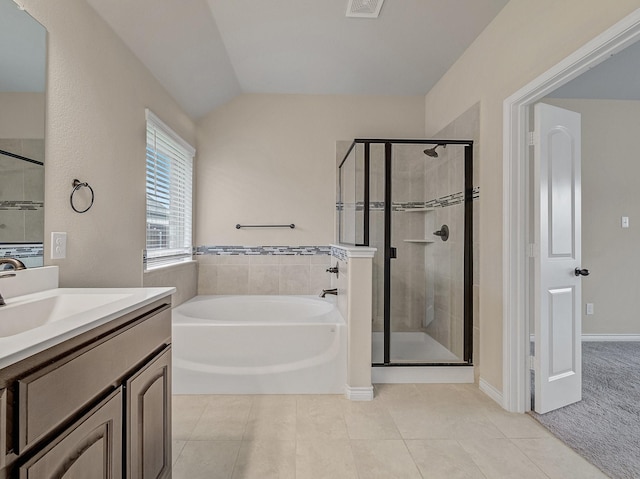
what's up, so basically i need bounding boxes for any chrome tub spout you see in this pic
[320,288,337,298]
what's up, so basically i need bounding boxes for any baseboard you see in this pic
[344,385,374,401]
[582,334,640,342]
[372,366,474,384]
[479,377,504,407]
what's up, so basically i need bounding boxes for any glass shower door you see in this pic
[368,143,386,363]
[388,143,468,364]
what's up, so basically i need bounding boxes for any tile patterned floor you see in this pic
[171,384,608,479]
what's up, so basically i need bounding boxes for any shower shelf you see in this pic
[398,208,435,213]
[403,239,435,244]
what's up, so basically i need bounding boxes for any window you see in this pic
[145,109,194,270]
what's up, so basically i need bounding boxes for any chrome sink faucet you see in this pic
[0,272,16,306]
[0,257,27,271]
[0,258,26,306]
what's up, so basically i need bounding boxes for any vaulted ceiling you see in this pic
[86,0,510,119]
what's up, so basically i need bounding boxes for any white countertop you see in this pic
[0,287,175,369]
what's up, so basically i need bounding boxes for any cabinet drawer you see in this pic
[17,308,170,453]
[18,388,123,479]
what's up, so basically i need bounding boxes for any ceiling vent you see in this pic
[346,0,385,18]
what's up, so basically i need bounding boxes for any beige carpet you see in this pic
[532,342,640,479]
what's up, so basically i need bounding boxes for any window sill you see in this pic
[144,259,196,274]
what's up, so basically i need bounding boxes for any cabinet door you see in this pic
[126,347,171,479]
[0,388,5,469]
[18,388,122,479]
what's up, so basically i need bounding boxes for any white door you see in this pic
[533,103,584,414]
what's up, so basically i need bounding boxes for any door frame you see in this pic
[502,8,640,413]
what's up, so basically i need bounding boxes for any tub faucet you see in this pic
[0,257,26,271]
[320,288,338,298]
[0,272,16,306]
[326,264,339,278]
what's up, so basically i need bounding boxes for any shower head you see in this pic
[423,144,446,158]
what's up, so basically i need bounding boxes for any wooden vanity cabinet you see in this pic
[0,297,172,479]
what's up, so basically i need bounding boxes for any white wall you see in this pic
[21,0,196,290]
[424,0,640,392]
[196,93,425,246]
[544,98,640,336]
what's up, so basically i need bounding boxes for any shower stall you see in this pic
[338,139,473,367]
[0,147,44,267]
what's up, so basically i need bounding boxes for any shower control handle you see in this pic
[575,268,590,277]
[326,265,339,278]
[433,224,449,242]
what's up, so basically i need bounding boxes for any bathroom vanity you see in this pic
[0,278,174,479]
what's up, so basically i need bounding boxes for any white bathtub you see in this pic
[172,295,347,394]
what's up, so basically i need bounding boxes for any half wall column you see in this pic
[331,244,376,401]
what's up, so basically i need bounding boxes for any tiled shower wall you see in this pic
[428,103,480,365]
[423,141,466,358]
[196,249,334,295]
[0,139,44,246]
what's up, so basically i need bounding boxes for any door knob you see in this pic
[574,268,590,276]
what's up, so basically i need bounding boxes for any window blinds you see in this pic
[145,109,195,270]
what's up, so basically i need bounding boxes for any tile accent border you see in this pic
[0,244,43,260]
[196,245,331,256]
[0,200,44,211]
[330,245,377,262]
[0,244,44,269]
[338,186,480,211]
[331,246,348,262]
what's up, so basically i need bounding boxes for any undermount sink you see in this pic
[0,293,132,338]
[0,266,175,369]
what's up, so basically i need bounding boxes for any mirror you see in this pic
[0,0,46,268]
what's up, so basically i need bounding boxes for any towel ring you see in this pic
[70,179,94,213]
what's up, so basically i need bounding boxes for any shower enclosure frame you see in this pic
[338,138,474,367]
